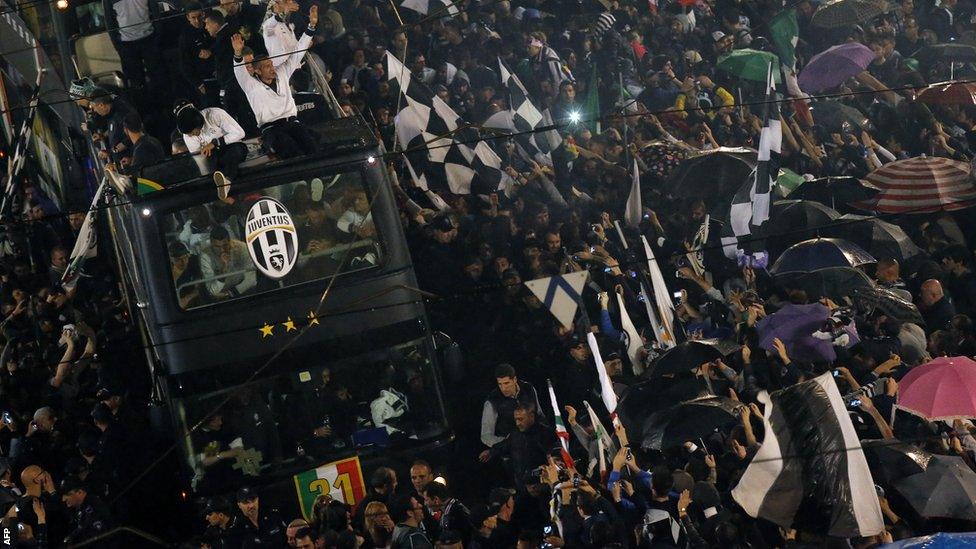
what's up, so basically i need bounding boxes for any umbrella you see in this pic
[798,43,877,93]
[860,439,932,484]
[786,177,880,209]
[644,340,723,378]
[716,49,781,83]
[760,200,840,239]
[639,142,690,182]
[897,356,976,420]
[775,267,876,303]
[883,533,976,548]
[913,43,976,66]
[665,147,756,202]
[810,100,870,132]
[825,214,922,262]
[811,0,887,28]
[618,376,711,432]
[770,238,876,275]
[915,81,976,106]
[756,302,849,363]
[638,396,743,450]
[858,157,976,214]
[893,455,976,520]
[853,286,924,324]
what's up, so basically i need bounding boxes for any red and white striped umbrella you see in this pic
[858,157,976,214]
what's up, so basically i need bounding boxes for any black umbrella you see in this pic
[618,376,711,433]
[644,341,724,378]
[825,214,923,262]
[853,286,924,324]
[771,238,876,275]
[758,200,842,252]
[913,43,976,66]
[810,100,869,132]
[861,439,932,484]
[894,455,976,520]
[774,267,876,302]
[665,148,756,203]
[638,396,743,450]
[786,177,880,209]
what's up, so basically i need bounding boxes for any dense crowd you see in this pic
[4,0,976,546]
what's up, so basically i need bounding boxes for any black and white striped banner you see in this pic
[732,373,884,537]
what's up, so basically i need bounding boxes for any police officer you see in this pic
[61,477,115,546]
[236,486,287,548]
[202,496,244,548]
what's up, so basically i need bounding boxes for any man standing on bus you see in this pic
[231,5,320,159]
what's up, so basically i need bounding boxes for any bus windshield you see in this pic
[161,169,380,310]
[182,337,447,493]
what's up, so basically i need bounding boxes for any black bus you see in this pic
[3,0,456,522]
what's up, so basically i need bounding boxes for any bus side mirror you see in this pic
[433,332,463,386]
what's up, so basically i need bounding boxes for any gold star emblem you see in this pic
[282,317,296,332]
[259,323,274,338]
[307,311,320,326]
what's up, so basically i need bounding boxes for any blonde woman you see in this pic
[362,501,394,549]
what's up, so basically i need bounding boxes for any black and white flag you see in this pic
[400,0,459,16]
[731,373,884,538]
[386,52,511,195]
[728,63,781,251]
[62,178,108,291]
[495,58,562,166]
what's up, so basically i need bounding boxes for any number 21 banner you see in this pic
[293,456,366,520]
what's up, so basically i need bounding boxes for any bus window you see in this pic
[163,170,381,310]
[180,338,447,493]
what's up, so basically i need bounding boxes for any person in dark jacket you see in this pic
[108,113,165,177]
[61,477,115,547]
[390,494,433,549]
[919,279,956,333]
[481,363,543,448]
[177,1,215,105]
[423,481,473,546]
[235,486,287,548]
[478,404,556,490]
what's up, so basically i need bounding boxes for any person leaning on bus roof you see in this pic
[104,113,165,177]
[231,4,320,159]
[175,102,247,202]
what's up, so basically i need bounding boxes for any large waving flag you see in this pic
[583,400,617,476]
[615,292,645,375]
[547,380,575,469]
[587,332,620,428]
[385,52,511,195]
[732,373,884,537]
[769,9,803,97]
[524,271,589,329]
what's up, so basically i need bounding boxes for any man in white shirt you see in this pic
[262,0,300,66]
[231,4,318,159]
[200,225,256,300]
[175,103,247,201]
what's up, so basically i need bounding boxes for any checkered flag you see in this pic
[497,57,562,166]
[386,52,511,195]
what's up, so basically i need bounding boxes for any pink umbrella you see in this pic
[896,356,976,420]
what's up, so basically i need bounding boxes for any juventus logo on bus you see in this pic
[245,197,299,280]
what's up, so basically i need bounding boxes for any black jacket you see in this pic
[487,420,556,489]
[178,24,214,87]
[64,494,115,547]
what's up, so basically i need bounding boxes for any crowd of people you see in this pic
[4,0,976,545]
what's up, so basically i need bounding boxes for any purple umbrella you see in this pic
[757,303,859,363]
[798,43,877,93]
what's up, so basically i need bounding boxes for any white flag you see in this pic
[624,158,642,228]
[587,332,620,426]
[641,235,676,347]
[615,292,645,375]
[61,179,108,291]
[524,271,588,329]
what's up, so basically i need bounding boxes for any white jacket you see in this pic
[234,30,313,127]
[261,15,298,68]
[181,107,245,154]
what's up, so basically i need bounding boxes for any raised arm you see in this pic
[280,5,317,77]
